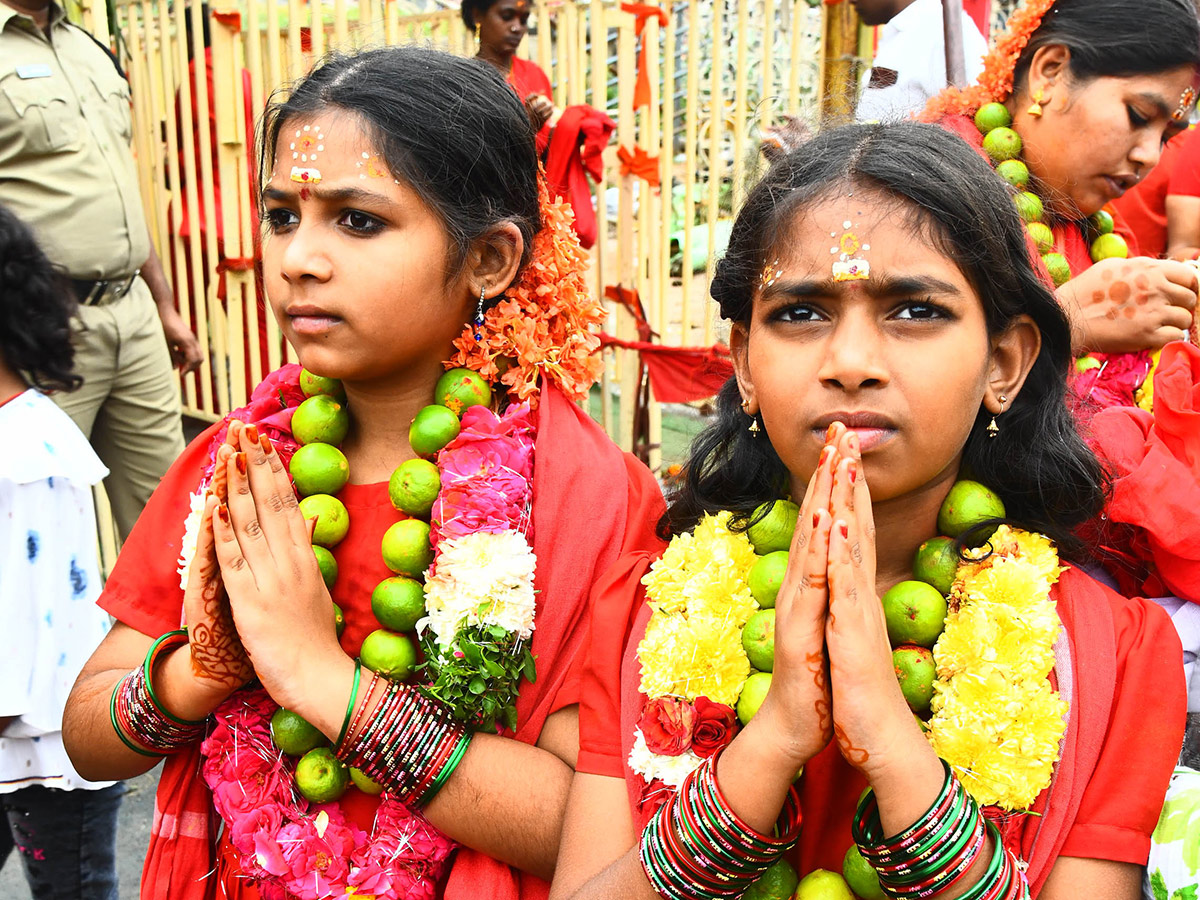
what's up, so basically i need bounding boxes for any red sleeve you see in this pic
[97,423,222,637]
[1168,126,1200,197]
[576,547,661,778]
[1057,593,1185,863]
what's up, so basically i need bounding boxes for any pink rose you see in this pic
[637,779,673,816]
[637,697,695,756]
[691,697,739,758]
[208,753,292,820]
[203,365,305,479]
[275,812,363,899]
[229,803,286,859]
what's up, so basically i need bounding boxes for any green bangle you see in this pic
[109,676,164,758]
[142,630,205,726]
[335,659,363,749]
[418,730,471,807]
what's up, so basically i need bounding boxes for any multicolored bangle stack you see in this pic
[110,629,208,756]
[640,751,803,900]
[336,677,471,808]
[853,761,1029,900]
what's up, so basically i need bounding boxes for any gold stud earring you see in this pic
[1028,88,1044,118]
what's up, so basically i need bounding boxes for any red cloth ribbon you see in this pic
[211,9,241,30]
[545,105,616,249]
[603,284,654,341]
[599,333,733,404]
[617,145,661,188]
[216,256,255,273]
[620,2,668,109]
[1082,341,1200,603]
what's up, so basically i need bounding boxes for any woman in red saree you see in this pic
[61,47,662,900]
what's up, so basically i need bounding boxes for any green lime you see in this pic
[912,536,959,596]
[1014,191,1043,223]
[291,395,350,447]
[741,609,777,672]
[380,519,433,577]
[349,766,385,796]
[298,368,346,401]
[747,500,800,554]
[371,576,426,632]
[893,644,937,714]
[298,494,350,547]
[332,601,345,638]
[749,550,789,608]
[313,545,338,589]
[1042,252,1072,286]
[742,858,800,900]
[295,747,349,803]
[736,671,773,725]
[843,844,885,900]
[1076,354,1103,373]
[1090,209,1115,235]
[434,367,493,418]
[795,868,855,900]
[882,580,948,648]
[974,102,1012,134]
[995,158,1029,188]
[1026,221,1054,254]
[1090,232,1129,262]
[982,126,1022,162]
[360,628,418,680]
[409,404,461,458]
[270,708,328,757]
[388,459,441,518]
[289,442,349,497]
[937,480,1006,542]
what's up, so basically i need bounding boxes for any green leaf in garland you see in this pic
[469,676,487,695]
[1151,870,1169,900]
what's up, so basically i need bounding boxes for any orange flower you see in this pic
[920,0,1057,122]
[448,176,606,406]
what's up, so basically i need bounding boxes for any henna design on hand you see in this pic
[834,722,870,765]
[188,527,253,686]
[800,574,828,591]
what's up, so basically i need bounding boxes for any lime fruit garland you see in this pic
[272,366,495,801]
[973,102,1128,285]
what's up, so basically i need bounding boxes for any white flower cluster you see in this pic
[176,487,207,591]
[418,530,537,650]
[627,728,704,788]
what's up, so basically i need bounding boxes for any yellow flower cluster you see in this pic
[638,513,758,706]
[928,526,1068,810]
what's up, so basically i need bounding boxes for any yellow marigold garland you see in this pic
[929,525,1068,810]
[635,516,1069,814]
[638,513,758,706]
[448,177,607,405]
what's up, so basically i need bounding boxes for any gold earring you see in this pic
[1028,88,1045,118]
[748,418,762,436]
[987,395,1008,438]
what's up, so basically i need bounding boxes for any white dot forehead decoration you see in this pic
[758,258,784,290]
[292,125,326,163]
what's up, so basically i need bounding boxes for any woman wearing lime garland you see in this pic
[920,0,1200,411]
[61,48,665,900]
[550,123,1184,900]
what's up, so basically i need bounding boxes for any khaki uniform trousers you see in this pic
[52,278,185,541]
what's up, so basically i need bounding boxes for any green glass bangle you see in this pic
[335,659,363,749]
[109,677,164,758]
[954,821,1007,900]
[418,730,471,807]
[142,629,206,726]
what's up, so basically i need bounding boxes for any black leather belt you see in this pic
[72,270,139,306]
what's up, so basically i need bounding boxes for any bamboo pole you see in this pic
[660,2,675,345]
[703,0,722,347]
[761,0,775,131]
[680,0,699,344]
[616,16,636,452]
[731,0,748,212]
[590,0,612,438]
[819,0,860,125]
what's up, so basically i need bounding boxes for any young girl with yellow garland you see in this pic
[60,47,664,900]
[550,122,1184,900]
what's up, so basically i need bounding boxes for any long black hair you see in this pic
[667,122,1108,558]
[1014,0,1200,90]
[0,205,81,393]
[261,47,540,279]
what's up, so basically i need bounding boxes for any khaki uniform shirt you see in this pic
[0,2,148,279]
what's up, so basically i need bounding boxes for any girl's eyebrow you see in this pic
[262,185,397,208]
[766,273,961,299]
